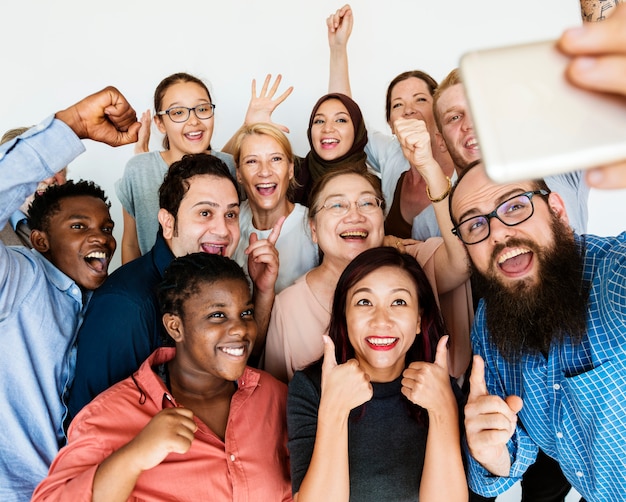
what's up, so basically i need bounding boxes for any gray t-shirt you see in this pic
[115,150,236,255]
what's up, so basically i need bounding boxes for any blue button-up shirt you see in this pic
[466,232,626,502]
[0,116,87,501]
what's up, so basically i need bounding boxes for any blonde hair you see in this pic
[232,122,298,198]
[433,68,462,132]
[1,126,32,145]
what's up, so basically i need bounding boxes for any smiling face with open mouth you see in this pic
[310,98,356,161]
[154,81,215,160]
[237,133,294,226]
[451,163,568,290]
[310,173,385,266]
[345,266,420,382]
[167,277,257,383]
[37,195,116,291]
[162,174,240,259]
[436,83,480,171]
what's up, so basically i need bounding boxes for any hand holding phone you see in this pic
[460,39,626,184]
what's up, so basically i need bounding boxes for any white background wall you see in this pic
[2,0,624,274]
[5,1,617,498]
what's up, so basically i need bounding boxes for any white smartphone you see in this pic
[460,39,626,183]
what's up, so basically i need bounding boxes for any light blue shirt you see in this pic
[466,232,626,502]
[9,209,27,230]
[0,115,87,501]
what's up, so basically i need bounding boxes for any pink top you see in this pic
[33,348,292,502]
[264,238,473,382]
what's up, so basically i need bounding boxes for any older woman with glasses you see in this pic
[263,156,473,383]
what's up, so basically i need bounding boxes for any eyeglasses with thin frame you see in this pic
[156,103,216,123]
[451,190,549,245]
[314,195,383,217]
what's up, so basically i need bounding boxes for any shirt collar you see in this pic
[31,249,84,305]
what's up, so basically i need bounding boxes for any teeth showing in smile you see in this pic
[498,248,530,264]
[340,231,368,238]
[366,337,398,346]
[85,251,107,260]
[321,138,339,144]
[220,346,245,356]
[465,138,478,148]
[186,131,202,138]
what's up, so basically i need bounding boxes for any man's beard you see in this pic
[471,216,589,362]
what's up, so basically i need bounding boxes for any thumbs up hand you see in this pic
[464,355,523,476]
[319,335,373,420]
[401,335,455,413]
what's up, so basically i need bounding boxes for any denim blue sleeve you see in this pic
[0,116,85,227]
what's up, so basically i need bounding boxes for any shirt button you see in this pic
[576,471,583,477]
[556,432,563,439]
[230,454,236,462]
[553,383,561,390]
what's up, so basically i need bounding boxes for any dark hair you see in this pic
[28,180,110,232]
[329,246,445,365]
[328,246,447,423]
[158,153,238,221]
[158,252,249,319]
[153,72,213,150]
[385,70,439,123]
[448,160,551,227]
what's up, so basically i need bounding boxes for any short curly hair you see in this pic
[28,179,110,232]
[158,252,249,319]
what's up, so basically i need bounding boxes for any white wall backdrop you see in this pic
[2,1,624,271]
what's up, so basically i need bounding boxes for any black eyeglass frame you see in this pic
[156,103,216,123]
[451,189,550,245]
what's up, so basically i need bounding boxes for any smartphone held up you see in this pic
[460,39,626,184]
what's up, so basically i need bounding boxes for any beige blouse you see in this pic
[263,238,473,382]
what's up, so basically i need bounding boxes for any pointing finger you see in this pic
[468,355,489,401]
[268,216,285,246]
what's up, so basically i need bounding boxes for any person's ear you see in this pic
[158,208,176,240]
[547,192,570,227]
[163,313,184,342]
[309,218,318,244]
[415,312,422,336]
[154,112,167,134]
[435,131,448,153]
[30,229,50,253]
[288,161,295,181]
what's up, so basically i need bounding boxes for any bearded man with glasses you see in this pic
[450,161,626,502]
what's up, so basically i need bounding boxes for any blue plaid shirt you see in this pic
[467,232,626,502]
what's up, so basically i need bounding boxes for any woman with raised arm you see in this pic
[327,4,457,240]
